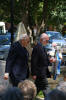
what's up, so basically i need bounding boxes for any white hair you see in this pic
[56,82,66,92]
[40,33,49,40]
[19,33,28,40]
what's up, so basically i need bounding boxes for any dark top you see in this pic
[31,42,50,77]
[5,41,29,81]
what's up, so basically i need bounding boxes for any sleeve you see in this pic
[5,43,17,73]
[31,47,38,76]
[46,67,51,78]
[59,52,62,59]
[47,53,50,66]
[39,47,50,67]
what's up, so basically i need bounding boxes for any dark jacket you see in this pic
[5,41,29,81]
[31,43,50,77]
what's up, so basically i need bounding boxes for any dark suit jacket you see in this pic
[31,43,50,77]
[5,41,29,81]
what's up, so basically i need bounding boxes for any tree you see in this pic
[0,0,10,22]
[0,0,65,32]
[42,0,65,31]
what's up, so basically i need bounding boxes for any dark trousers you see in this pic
[9,74,20,86]
[35,76,48,97]
[9,77,20,87]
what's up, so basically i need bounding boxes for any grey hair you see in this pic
[40,33,48,41]
[40,34,45,40]
[18,80,37,100]
[19,34,28,40]
[56,82,66,92]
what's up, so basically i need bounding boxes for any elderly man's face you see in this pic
[42,37,49,46]
[21,37,30,47]
[40,33,49,46]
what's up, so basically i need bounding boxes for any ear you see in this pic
[40,38,42,42]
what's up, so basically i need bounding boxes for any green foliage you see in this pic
[29,1,43,25]
[46,0,66,30]
[0,0,65,29]
[0,0,10,22]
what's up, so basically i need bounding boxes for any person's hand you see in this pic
[50,57,56,63]
[32,75,37,80]
[4,73,9,80]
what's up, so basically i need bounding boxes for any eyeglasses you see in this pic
[45,40,49,43]
[43,39,49,43]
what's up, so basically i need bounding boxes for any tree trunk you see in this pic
[21,0,30,32]
[42,0,49,31]
[38,0,49,34]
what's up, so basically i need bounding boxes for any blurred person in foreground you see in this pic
[56,71,66,93]
[4,34,30,86]
[18,79,37,100]
[44,89,66,100]
[31,33,56,97]
[2,87,24,100]
[0,85,6,100]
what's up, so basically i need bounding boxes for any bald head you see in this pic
[40,33,49,46]
[40,33,49,40]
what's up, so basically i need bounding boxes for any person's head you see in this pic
[56,72,66,93]
[40,33,49,46]
[0,85,6,100]
[61,69,66,81]
[2,87,24,100]
[64,73,66,81]
[45,89,66,100]
[0,85,6,92]
[19,34,30,47]
[57,82,66,93]
[18,80,37,100]
[52,43,57,49]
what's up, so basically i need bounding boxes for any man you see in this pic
[18,80,37,100]
[31,33,55,97]
[4,34,30,86]
[44,89,66,100]
[2,87,24,100]
[56,71,66,93]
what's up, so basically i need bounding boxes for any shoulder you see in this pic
[33,43,42,50]
[32,44,40,53]
[12,41,19,47]
[32,44,43,56]
[9,41,19,52]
